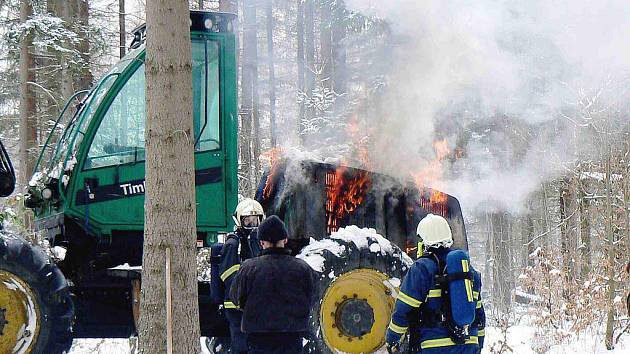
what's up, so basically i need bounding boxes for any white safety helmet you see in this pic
[416,214,453,249]
[233,198,265,229]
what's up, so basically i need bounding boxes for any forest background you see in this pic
[0,0,628,352]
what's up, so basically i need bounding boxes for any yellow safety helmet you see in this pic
[416,214,453,249]
[233,198,265,229]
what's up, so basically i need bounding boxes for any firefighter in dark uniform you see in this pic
[219,198,265,354]
[385,214,486,354]
[230,215,317,354]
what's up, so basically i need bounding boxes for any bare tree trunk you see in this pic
[239,0,252,193]
[301,0,315,144]
[331,1,346,94]
[139,2,200,353]
[117,0,128,146]
[522,209,535,294]
[44,0,63,135]
[604,154,617,350]
[559,179,568,272]
[484,209,495,312]
[541,182,552,248]
[240,0,258,194]
[490,212,500,307]
[319,0,332,91]
[578,177,591,277]
[304,0,315,89]
[19,0,36,186]
[491,212,513,312]
[76,0,93,89]
[252,7,261,190]
[119,0,126,59]
[304,0,315,90]
[266,0,276,147]
[47,1,63,19]
[559,177,578,285]
[60,1,75,100]
[521,200,535,268]
[296,0,305,141]
[220,0,238,12]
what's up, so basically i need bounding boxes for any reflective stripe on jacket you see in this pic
[218,231,261,306]
[386,248,486,353]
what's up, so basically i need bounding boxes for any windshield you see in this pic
[33,90,89,180]
[85,39,220,169]
[33,49,143,183]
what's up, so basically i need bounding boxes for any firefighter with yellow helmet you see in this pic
[218,198,265,354]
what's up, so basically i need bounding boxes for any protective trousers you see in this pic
[246,332,303,354]
[225,309,247,354]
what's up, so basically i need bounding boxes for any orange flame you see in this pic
[434,139,449,160]
[261,147,285,200]
[412,139,450,189]
[325,167,371,234]
[412,139,452,217]
[420,190,449,217]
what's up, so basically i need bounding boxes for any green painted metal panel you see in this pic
[47,30,239,239]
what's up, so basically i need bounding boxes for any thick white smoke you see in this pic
[344,0,630,213]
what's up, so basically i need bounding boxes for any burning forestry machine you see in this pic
[0,10,469,354]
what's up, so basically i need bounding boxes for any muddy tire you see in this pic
[298,227,412,354]
[0,233,74,354]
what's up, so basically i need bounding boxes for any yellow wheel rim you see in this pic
[320,269,395,353]
[0,270,40,354]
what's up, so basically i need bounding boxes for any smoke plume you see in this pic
[344,0,630,213]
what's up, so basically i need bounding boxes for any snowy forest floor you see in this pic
[68,326,630,354]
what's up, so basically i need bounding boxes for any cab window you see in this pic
[193,40,221,151]
[85,40,221,169]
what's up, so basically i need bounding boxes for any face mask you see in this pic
[241,215,261,229]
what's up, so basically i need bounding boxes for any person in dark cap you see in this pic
[229,215,317,354]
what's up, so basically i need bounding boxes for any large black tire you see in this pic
[298,227,412,354]
[0,232,74,354]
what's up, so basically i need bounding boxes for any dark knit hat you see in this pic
[257,215,288,242]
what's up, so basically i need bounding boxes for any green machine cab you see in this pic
[23,10,238,339]
[29,11,238,254]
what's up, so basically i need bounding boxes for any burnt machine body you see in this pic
[256,159,468,256]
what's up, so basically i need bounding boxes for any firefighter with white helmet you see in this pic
[386,214,486,354]
[416,213,454,253]
[232,198,266,231]
[218,198,265,354]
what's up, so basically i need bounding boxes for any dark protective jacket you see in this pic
[217,229,261,309]
[386,248,486,354]
[229,247,318,333]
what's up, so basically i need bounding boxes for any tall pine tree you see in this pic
[139,1,201,353]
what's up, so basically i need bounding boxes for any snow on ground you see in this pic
[69,338,131,353]
[69,337,215,353]
[480,325,630,354]
[69,329,630,354]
